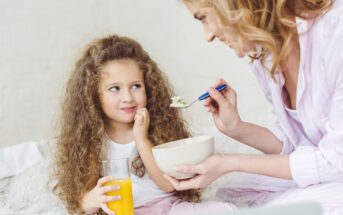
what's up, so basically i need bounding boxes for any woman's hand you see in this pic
[163,154,231,190]
[81,176,121,215]
[204,78,243,137]
[133,107,150,143]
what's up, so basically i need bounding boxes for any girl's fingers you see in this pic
[97,176,113,187]
[101,203,115,215]
[101,185,120,194]
[104,195,122,202]
[135,108,149,124]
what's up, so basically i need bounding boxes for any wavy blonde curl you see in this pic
[183,0,334,79]
[53,34,200,215]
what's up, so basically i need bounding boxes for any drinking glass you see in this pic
[102,158,134,215]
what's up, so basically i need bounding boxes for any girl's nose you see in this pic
[122,90,134,102]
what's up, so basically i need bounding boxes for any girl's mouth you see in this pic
[121,106,136,113]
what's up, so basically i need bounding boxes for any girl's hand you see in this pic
[204,78,242,137]
[133,107,150,143]
[163,154,230,190]
[81,176,121,215]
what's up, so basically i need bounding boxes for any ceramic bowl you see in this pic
[152,135,214,179]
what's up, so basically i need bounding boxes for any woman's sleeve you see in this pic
[290,16,343,187]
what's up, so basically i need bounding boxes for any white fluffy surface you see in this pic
[0,140,68,215]
[0,128,258,214]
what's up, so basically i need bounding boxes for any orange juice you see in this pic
[104,178,134,215]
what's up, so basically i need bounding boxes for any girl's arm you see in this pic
[133,108,175,193]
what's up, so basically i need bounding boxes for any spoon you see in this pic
[170,84,227,109]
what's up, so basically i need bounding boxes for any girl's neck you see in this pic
[106,122,134,144]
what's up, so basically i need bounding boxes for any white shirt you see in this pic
[251,0,343,187]
[101,137,172,207]
[285,106,300,122]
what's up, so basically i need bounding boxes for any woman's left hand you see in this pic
[133,107,150,143]
[163,154,230,190]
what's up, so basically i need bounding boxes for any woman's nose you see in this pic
[205,32,215,42]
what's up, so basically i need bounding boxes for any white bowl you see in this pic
[152,135,214,179]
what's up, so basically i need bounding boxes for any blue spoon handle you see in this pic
[198,84,227,101]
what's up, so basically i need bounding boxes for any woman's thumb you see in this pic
[208,88,230,107]
[174,164,203,174]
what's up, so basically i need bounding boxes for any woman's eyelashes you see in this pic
[195,14,207,22]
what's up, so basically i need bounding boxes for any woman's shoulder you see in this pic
[313,1,343,39]
[315,1,343,80]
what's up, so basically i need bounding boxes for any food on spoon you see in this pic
[170,96,187,107]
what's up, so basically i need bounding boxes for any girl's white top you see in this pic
[101,138,172,207]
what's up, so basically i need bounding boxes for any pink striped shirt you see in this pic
[251,1,343,188]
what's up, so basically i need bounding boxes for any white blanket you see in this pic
[0,141,43,179]
[0,140,67,215]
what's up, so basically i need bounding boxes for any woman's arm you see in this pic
[230,121,283,154]
[133,107,175,193]
[204,78,283,154]
[165,153,291,190]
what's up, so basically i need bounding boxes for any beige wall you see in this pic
[0,0,273,149]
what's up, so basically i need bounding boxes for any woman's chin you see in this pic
[235,51,246,58]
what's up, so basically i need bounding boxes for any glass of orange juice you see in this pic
[102,158,134,215]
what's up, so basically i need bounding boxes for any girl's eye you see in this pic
[132,84,142,89]
[109,86,119,92]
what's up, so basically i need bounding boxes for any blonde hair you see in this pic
[184,0,334,79]
[53,35,200,214]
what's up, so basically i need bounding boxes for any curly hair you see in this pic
[53,34,200,214]
[183,0,334,79]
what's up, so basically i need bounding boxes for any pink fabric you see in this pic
[251,1,343,188]
[134,195,237,215]
[217,2,343,215]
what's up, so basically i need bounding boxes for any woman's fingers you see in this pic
[174,163,205,175]
[208,87,231,107]
[97,176,114,187]
[211,78,228,88]
[163,174,202,190]
[163,174,186,190]
[101,203,115,215]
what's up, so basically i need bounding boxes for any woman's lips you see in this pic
[121,106,136,113]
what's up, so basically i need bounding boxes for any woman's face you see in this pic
[184,1,255,58]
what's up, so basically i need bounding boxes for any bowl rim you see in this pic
[152,135,214,151]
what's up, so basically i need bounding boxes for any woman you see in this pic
[164,0,343,213]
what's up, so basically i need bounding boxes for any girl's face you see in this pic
[98,59,147,126]
[184,1,255,58]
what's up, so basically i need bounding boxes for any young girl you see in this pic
[53,34,236,215]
